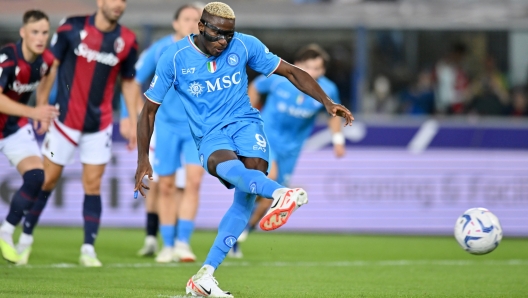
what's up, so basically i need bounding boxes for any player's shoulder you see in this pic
[61,15,88,27]
[0,43,17,60]
[42,49,55,65]
[119,24,137,42]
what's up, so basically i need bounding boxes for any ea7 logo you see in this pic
[182,68,195,74]
[205,71,241,93]
[252,134,267,152]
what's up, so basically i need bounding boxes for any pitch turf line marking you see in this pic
[5,259,528,269]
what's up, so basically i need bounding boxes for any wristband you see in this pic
[332,132,345,145]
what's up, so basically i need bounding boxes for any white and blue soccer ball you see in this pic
[454,207,503,255]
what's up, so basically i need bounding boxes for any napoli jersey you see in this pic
[255,74,339,153]
[145,33,280,147]
[120,34,187,125]
[0,42,54,139]
[51,15,138,132]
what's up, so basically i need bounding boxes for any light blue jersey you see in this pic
[145,33,281,150]
[255,74,339,153]
[254,74,339,185]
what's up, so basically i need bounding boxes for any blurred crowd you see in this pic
[363,43,528,117]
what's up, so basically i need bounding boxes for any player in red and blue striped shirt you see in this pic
[21,0,140,267]
[0,10,58,264]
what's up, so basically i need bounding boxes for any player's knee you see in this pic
[42,172,60,191]
[83,180,101,195]
[242,158,268,173]
[158,177,176,197]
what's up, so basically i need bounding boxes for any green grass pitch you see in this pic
[1,227,527,297]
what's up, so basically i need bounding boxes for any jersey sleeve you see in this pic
[252,74,275,94]
[119,94,129,119]
[134,46,157,84]
[121,37,138,79]
[143,49,175,105]
[244,35,281,77]
[50,18,73,63]
[0,49,16,90]
[42,49,55,76]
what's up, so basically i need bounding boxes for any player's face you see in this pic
[20,19,50,55]
[296,57,325,80]
[99,0,127,22]
[173,7,201,38]
[198,16,235,57]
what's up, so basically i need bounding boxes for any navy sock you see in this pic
[204,188,255,268]
[215,160,284,198]
[146,213,159,237]
[5,169,44,226]
[83,195,102,245]
[23,190,51,235]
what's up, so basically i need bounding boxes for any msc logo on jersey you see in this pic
[205,71,241,93]
[188,81,205,97]
[226,53,239,66]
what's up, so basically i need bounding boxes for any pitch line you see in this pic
[4,259,528,269]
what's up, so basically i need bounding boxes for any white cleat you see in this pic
[155,247,174,263]
[237,229,249,243]
[137,235,158,256]
[186,267,233,297]
[173,241,196,262]
[79,244,102,267]
[259,188,308,231]
[227,242,243,259]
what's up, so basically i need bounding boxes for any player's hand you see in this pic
[134,158,153,197]
[325,102,354,126]
[31,105,59,123]
[333,144,345,158]
[33,120,50,135]
[127,126,137,151]
[119,118,130,140]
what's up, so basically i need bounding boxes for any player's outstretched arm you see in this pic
[274,60,354,126]
[0,89,58,123]
[134,99,159,197]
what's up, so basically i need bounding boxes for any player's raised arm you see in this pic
[274,60,354,126]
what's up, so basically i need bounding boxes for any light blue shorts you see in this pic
[198,120,270,185]
[153,122,200,176]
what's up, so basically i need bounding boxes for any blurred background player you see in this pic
[20,0,139,267]
[229,44,345,257]
[0,10,58,264]
[119,3,204,262]
[135,2,353,296]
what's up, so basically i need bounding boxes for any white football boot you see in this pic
[237,229,249,243]
[79,244,102,267]
[186,267,233,297]
[259,188,308,231]
[173,241,196,262]
[16,233,33,265]
[137,235,158,256]
[227,242,243,259]
[155,247,174,263]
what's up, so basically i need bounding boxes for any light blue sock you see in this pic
[176,219,194,244]
[216,160,284,198]
[160,224,175,247]
[204,188,256,268]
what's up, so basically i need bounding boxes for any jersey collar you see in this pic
[187,34,210,58]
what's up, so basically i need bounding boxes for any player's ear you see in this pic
[19,25,26,40]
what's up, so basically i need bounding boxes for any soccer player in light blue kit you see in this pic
[231,44,346,257]
[120,4,204,262]
[134,3,353,297]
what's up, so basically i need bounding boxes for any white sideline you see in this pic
[5,259,528,269]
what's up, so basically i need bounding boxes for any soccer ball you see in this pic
[454,207,503,255]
